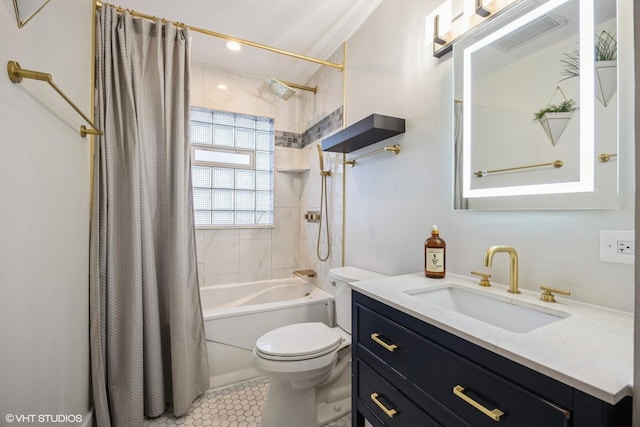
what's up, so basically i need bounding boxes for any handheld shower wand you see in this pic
[317,144,331,176]
[316,145,331,261]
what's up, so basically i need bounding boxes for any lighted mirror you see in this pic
[12,0,51,28]
[453,0,618,210]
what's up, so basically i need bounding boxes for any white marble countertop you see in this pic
[350,272,633,405]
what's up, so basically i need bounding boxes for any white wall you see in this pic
[344,0,635,312]
[0,0,92,423]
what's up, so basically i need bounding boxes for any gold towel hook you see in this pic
[598,153,617,162]
[7,61,103,138]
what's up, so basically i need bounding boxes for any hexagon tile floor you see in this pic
[143,377,351,427]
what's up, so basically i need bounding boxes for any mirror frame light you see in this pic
[461,0,595,199]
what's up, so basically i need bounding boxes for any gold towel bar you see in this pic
[13,0,52,28]
[598,153,617,162]
[7,61,102,138]
[474,160,563,177]
[344,145,401,167]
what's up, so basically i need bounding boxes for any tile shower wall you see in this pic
[298,48,346,292]
[191,57,345,288]
[274,107,343,149]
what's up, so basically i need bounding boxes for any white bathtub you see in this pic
[200,277,334,389]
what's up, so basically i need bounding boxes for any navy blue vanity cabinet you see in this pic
[351,291,632,427]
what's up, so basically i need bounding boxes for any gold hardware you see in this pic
[282,81,318,94]
[97,2,343,72]
[344,145,401,167]
[340,42,347,269]
[293,270,316,278]
[471,271,492,287]
[483,245,520,294]
[370,393,397,418]
[453,385,504,421]
[598,153,617,162]
[540,286,571,303]
[7,61,103,138]
[474,160,563,177]
[13,0,52,28]
[317,145,331,177]
[370,333,398,352]
[542,398,572,419]
[304,211,321,222]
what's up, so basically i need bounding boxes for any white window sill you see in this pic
[195,224,276,230]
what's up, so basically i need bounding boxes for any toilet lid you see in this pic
[255,322,343,358]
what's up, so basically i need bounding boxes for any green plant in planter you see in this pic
[560,30,617,80]
[533,99,577,122]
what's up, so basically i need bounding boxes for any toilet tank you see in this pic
[330,267,387,334]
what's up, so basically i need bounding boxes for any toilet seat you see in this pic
[255,322,343,361]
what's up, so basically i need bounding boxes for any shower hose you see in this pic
[317,172,330,261]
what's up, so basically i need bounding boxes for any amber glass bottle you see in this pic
[425,225,446,278]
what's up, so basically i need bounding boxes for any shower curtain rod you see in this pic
[96,1,345,72]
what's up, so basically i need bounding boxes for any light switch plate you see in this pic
[600,230,635,265]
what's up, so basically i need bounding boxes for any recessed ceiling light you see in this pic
[217,84,228,90]
[225,41,241,52]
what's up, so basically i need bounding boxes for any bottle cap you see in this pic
[432,225,439,234]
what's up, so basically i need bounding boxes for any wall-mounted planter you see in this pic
[539,111,573,147]
[595,60,617,107]
[321,114,405,153]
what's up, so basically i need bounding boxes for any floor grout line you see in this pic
[144,377,351,427]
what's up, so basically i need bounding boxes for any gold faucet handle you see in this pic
[471,271,492,287]
[540,285,571,303]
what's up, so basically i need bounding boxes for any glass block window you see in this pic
[190,107,274,226]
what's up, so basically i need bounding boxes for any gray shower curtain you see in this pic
[90,6,209,426]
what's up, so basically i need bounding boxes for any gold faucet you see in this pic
[483,246,520,294]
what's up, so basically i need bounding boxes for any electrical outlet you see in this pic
[617,240,634,255]
[600,230,634,264]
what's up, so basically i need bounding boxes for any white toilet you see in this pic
[252,267,386,427]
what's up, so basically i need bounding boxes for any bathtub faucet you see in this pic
[294,270,317,278]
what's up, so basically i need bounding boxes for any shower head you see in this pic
[261,76,296,101]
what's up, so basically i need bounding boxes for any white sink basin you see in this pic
[404,284,569,333]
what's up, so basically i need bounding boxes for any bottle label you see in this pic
[426,248,445,273]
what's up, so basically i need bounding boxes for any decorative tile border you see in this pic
[274,130,302,149]
[275,106,343,149]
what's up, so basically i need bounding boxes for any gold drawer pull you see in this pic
[370,392,398,418]
[453,385,504,421]
[370,333,398,352]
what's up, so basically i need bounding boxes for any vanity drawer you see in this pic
[356,304,571,427]
[357,359,442,427]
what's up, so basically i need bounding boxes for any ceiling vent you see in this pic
[493,12,568,51]
[471,1,570,52]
